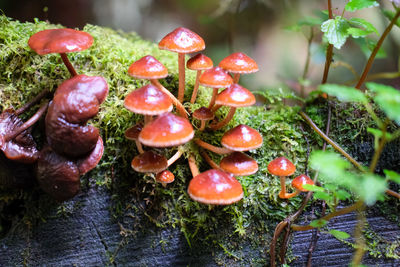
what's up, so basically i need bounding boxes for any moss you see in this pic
[0,16,398,265]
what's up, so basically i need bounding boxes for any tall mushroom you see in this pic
[219,52,258,83]
[28,28,93,77]
[187,53,213,104]
[199,67,233,109]
[209,83,255,130]
[267,157,296,199]
[159,27,205,103]
[127,55,187,118]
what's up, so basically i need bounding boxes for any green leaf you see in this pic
[355,174,387,205]
[366,82,400,124]
[329,229,351,239]
[348,18,378,38]
[303,184,325,192]
[382,9,400,28]
[319,84,368,103]
[321,17,350,49]
[367,128,393,140]
[310,219,328,228]
[384,169,400,184]
[314,191,331,201]
[336,190,352,201]
[345,0,379,12]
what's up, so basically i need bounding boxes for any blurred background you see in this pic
[1,0,399,93]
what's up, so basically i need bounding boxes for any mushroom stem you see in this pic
[190,70,202,104]
[151,79,188,118]
[135,140,144,154]
[188,154,199,177]
[144,115,152,125]
[278,176,287,198]
[5,101,49,142]
[208,88,219,109]
[194,138,233,155]
[279,190,300,199]
[199,149,222,170]
[178,53,186,103]
[233,73,240,83]
[209,107,237,130]
[211,104,222,113]
[60,53,78,77]
[15,89,50,115]
[167,149,183,167]
[199,120,206,131]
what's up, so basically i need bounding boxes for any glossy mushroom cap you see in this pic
[221,124,263,151]
[0,109,38,164]
[124,84,172,115]
[199,67,233,88]
[158,27,205,53]
[28,28,93,55]
[220,152,258,176]
[124,123,143,141]
[267,157,296,177]
[36,146,80,202]
[156,170,175,184]
[139,112,194,147]
[46,75,108,157]
[128,55,168,79]
[192,107,214,121]
[187,53,213,70]
[188,169,243,205]
[76,137,104,175]
[131,151,168,173]
[292,174,314,192]
[215,84,256,107]
[219,52,259,74]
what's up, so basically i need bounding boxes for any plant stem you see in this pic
[291,200,363,231]
[60,53,78,77]
[15,88,50,115]
[355,9,400,89]
[369,119,389,172]
[321,0,333,85]
[151,79,188,118]
[194,138,233,155]
[178,53,186,102]
[199,149,222,170]
[300,28,314,97]
[299,111,364,171]
[188,154,199,177]
[167,149,183,167]
[208,88,219,109]
[209,107,236,130]
[351,204,367,266]
[190,70,202,104]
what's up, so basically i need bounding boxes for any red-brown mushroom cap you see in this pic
[125,123,143,141]
[139,112,194,147]
[267,157,296,177]
[28,28,93,55]
[215,84,256,107]
[186,53,213,70]
[221,124,263,151]
[199,67,233,88]
[220,152,258,176]
[76,136,104,175]
[131,151,168,173]
[156,170,175,184]
[192,107,215,121]
[128,55,168,79]
[158,27,205,53]
[219,52,259,74]
[188,169,243,205]
[292,174,314,192]
[124,84,172,115]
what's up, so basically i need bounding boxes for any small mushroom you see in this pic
[220,152,258,176]
[28,28,94,77]
[131,151,168,173]
[267,157,296,199]
[192,107,214,131]
[221,124,263,151]
[284,174,315,198]
[159,27,205,103]
[219,52,258,83]
[187,169,243,205]
[187,53,213,104]
[156,170,175,187]
[199,67,233,109]
[128,55,188,117]
[124,123,144,154]
[45,74,108,157]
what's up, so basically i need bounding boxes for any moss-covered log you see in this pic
[0,16,399,266]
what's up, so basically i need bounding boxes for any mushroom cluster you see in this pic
[124,27,261,206]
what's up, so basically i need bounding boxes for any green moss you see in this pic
[0,16,398,265]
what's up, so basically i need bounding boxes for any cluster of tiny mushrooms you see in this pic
[0,26,312,204]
